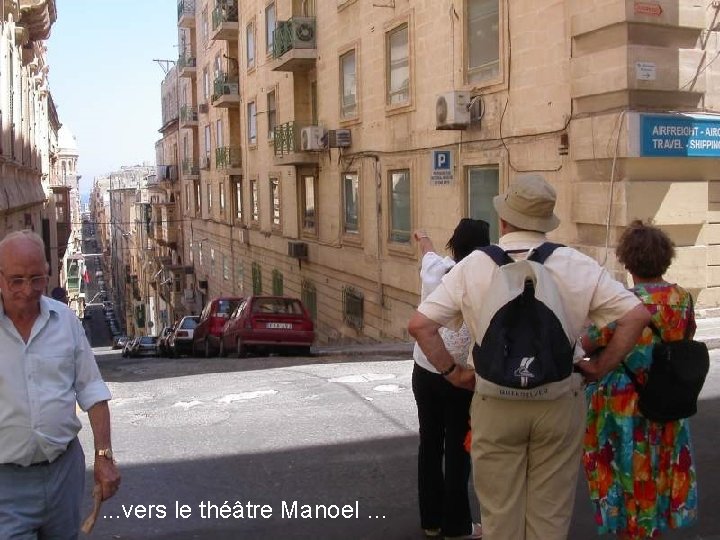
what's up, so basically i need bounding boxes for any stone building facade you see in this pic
[169,0,720,343]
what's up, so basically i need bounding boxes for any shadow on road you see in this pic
[96,352,411,384]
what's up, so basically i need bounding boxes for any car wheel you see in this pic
[298,346,312,357]
[204,339,211,358]
[218,339,227,358]
[191,340,198,357]
[236,337,247,358]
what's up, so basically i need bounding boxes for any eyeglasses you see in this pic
[0,272,49,293]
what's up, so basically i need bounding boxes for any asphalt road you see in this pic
[75,349,720,540]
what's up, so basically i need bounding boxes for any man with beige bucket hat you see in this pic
[409,174,649,539]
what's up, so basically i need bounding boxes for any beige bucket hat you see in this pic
[492,174,560,233]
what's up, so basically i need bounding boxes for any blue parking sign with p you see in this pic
[434,150,451,170]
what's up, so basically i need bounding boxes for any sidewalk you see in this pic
[313,312,720,358]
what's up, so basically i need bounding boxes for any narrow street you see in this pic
[77,349,720,540]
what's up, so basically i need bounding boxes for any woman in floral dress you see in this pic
[578,221,698,539]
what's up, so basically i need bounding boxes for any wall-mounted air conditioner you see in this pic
[300,126,325,151]
[326,129,352,148]
[288,241,308,258]
[198,103,209,114]
[436,91,471,130]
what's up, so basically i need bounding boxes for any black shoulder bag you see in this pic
[622,298,709,422]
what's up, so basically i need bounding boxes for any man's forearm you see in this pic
[87,400,112,450]
[592,304,650,379]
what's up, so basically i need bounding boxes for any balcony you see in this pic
[179,105,198,128]
[211,73,240,108]
[182,158,199,179]
[177,0,195,27]
[210,1,239,41]
[156,165,178,183]
[273,121,321,166]
[178,53,197,78]
[215,146,242,175]
[272,17,317,73]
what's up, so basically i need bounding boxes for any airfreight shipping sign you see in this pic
[640,113,720,157]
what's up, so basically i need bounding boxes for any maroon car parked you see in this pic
[220,296,315,357]
[193,296,244,357]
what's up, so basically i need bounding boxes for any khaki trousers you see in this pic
[470,387,585,540]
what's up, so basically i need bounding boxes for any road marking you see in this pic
[216,390,278,403]
[173,400,203,409]
[373,384,403,393]
[327,373,396,383]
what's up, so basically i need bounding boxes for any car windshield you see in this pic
[252,298,303,315]
[181,317,199,329]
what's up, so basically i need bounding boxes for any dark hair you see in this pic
[616,220,675,279]
[446,218,490,262]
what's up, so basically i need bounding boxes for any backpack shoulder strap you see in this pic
[527,242,565,265]
[477,245,514,267]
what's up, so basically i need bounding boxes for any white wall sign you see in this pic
[635,61,657,81]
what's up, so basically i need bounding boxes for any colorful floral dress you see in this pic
[582,283,698,539]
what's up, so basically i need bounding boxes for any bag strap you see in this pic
[478,242,564,267]
[527,242,564,264]
[477,245,513,267]
[684,294,695,341]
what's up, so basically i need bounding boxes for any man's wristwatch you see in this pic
[96,448,114,461]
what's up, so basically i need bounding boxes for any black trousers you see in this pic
[412,363,474,536]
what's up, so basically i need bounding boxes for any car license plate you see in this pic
[266,322,292,329]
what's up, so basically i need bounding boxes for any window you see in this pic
[252,261,262,294]
[216,119,223,149]
[204,124,211,165]
[203,68,210,101]
[247,101,257,145]
[246,21,256,69]
[468,166,500,242]
[201,8,209,46]
[232,175,243,221]
[211,247,216,271]
[223,254,229,281]
[467,0,500,84]
[270,177,280,228]
[272,269,284,295]
[185,184,190,213]
[194,180,201,215]
[340,50,357,118]
[301,279,317,321]
[219,181,226,213]
[214,52,222,81]
[265,3,276,56]
[342,173,359,234]
[389,169,411,243]
[342,286,363,329]
[386,24,410,106]
[250,178,259,222]
[267,90,276,140]
[301,175,317,232]
[207,183,213,212]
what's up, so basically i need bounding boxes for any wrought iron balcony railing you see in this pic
[178,53,197,69]
[212,1,238,30]
[182,158,199,176]
[177,0,195,20]
[273,17,316,58]
[215,146,242,169]
[180,105,198,123]
[273,121,298,156]
[212,72,240,102]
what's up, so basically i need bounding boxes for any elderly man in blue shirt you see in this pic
[0,230,121,539]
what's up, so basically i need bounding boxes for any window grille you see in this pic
[342,286,363,329]
[272,269,283,295]
[301,279,317,321]
[252,262,262,294]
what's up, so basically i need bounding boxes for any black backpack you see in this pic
[472,243,574,390]
[622,300,709,422]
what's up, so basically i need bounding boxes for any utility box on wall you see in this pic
[288,241,308,259]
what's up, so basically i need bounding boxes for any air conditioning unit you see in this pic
[436,91,471,130]
[198,103,209,114]
[288,241,308,259]
[326,129,352,148]
[300,126,325,151]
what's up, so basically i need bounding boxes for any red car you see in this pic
[193,296,244,357]
[220,296,315,357]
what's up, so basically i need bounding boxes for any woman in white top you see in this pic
[412,219,489,540]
